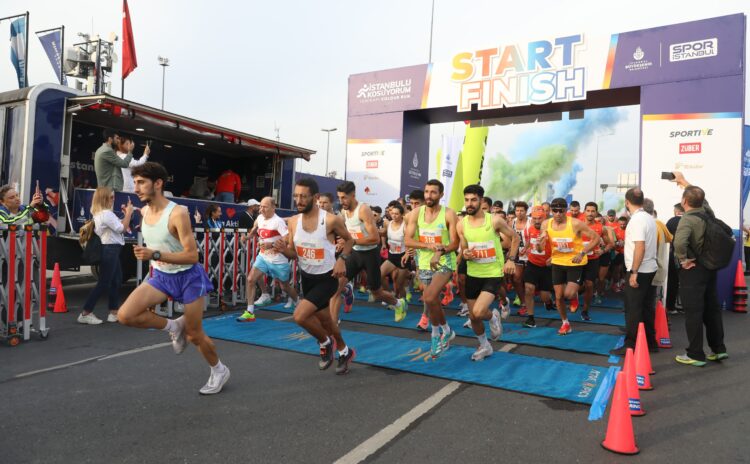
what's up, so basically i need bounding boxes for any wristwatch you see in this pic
[339,253,350,261]
[631,269,638,274]
[152,251,161,261]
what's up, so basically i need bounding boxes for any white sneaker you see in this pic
[284,298,296,309]
[500,301,510,320]
[463,318,472,329]
[254,293,272,306]
[367,292,375,303]
[457,304,469,317]
[170,316,187,355]
[489,309,503,341]
[107,313,118,323]
[200,366,230,395]
[471,343,493,361]
[77,312,103,325]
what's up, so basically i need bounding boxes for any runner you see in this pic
[406,190,432,331]
[610,216,628,292]
[521,206,554,328]
[273,177,357,374]
[404,179,460,358]
[458,185,519,361]
[379,203,411,321]
[318,193,335,213]
[595,210,616,304]
[567,201,585,221]
[237,197,299,322]
[581,202,613,321]
[536,197,601,335]
[511,201,530,315]
[118,162,229,395]
[334,181,407,323]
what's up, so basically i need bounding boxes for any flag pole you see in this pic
[24,11,29,87]
[60,25,65,85]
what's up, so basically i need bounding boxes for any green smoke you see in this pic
[485,144,575,201]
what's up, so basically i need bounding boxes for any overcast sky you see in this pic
[2,0,749,178]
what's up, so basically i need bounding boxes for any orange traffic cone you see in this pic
[53,283,68,313]
[624,348,645,416]
[601,371,640,455]
[635,323,654,390]
[733,261,747,313]
[655,301,672,348]
[48,263,62,311]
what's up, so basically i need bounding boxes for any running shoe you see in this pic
[343,283,354,313]
[569,298,579,313]
[170,316,187,354]
[523,316,536,328]
[580,310,591,321]
[367,291,375,303]
[675,354,706,367]
[430,335,443,358]
[254,293,272,306]
[199,366,230,395]
[463,318,472,329]
[77,312,103,325]
[107,313,119,323]
[512,296,522,307]
[236,311,256,322]
[394,298,408,323]
[441,288,454,306]
[359,285,366,294]
[499,300,510,320]
[557,321,572,336]
[544,301,555,311]
[593,294,603,305]
[471,343,493,361]
[489,309,503,341]
[406,290,413,303]
[440,328,456,352]
[417,314,430,331]
[318,337,336,370]
[336,348,356,375]
[706,352,729,362]
[457,303,469,317]
[517,306,528,317]
[284,298,296,309]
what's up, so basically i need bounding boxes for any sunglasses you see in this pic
[551,207,565,213]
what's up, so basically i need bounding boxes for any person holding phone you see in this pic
[117,136,150,193]
[0,183,46,225]
[79,187,134,325]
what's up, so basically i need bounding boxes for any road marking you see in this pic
[500,343,517,352]
[98,342,172,360]
[334,381,462,464]
[14,355,106,378]
[278,315,294,321]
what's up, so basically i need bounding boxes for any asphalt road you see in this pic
[2,276,748,463]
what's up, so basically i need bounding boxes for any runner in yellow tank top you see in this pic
[536,197,601,335]
[404,179,460,358]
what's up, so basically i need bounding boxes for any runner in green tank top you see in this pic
[404,179,459,358]
[457,184,519,361]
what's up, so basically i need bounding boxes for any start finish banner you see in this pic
[641,113,743,230]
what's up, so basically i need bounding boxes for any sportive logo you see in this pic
[624,45,653,72]
[669,129,713,138]
[669,38,717,62]
[356,79,413,104]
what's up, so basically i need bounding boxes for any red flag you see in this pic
[122,0,138,79]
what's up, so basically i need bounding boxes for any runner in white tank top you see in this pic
[379,203,411,312]
[510,202,529,315]
[273,178,357,374]
[117,162,230,395]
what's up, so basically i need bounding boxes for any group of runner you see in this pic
[114,162,630,395]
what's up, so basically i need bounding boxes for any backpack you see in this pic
[693,212,735,270]
[79,220,102,265]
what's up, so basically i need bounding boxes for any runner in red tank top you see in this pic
[520,206,554,328]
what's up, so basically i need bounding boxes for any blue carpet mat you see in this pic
[203,315,611,405]
[258,303,622,356]
[509,305,625,327]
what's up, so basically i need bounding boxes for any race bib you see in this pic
[469,241,497,264]
[388,240,404,254]
[296,242,324,265]
[347,224,364,240]
[529,237,546,255]
[419,230,442,244]
[552,237,574,253]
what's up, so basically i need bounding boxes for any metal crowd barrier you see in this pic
[0,224,50,346]
[136,228,299,317]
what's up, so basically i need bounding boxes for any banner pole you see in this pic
[60,25,65,85]
[24,12,29,87]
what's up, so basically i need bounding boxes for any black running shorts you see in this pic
[387,252,408,270]
[345,248,382,290]
[300,270,339,311]
[465,276,503,300]
[523,262,552,292]
[584,258,600,282]
[551,264,585,286]
[598,251,611,267]
[457,258,467,275]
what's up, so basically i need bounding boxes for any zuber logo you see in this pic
[366,160,378,169]
[679,142,701,154]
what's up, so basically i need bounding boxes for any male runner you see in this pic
[567,201,585,221]
[611,216,628,292]
[536,198,601,335]
[237,197,299,322]
[118,162,229,395]
[333,181,407,322]
[404,179,460,357]
[521,206,554,328]
[274,177,356,374]
[511,201,530,314]
[406,190,432,330]
[458,185,518,360]
[318,193,335,213]
[581,202,614,321]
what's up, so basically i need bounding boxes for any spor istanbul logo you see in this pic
[625,46,653,72]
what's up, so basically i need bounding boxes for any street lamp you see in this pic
[158,56,169,110]
[594,129,615,203]
[321,128,337,177]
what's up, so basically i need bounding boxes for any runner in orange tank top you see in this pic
[581,202,615,320]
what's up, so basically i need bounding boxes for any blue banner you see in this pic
[10,17,27,88]
[743,125,750,210]
[37,29,66,85]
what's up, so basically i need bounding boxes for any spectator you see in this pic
[94,130,132,191]
[215,169,241,203]
[611,187,658,355]
[666,203,685,314]
[743,222,750,272]
[644,198,673,299]
[117,136,150,193]
[79,187,133,325]
[239,199,260,230]
[205,204,223,229]
[0,184,46,225]
[671,171,728,367]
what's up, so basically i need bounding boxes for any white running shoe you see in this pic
[500,301,510,320]
[107,313,118,323]
[284,298,296,309]
[367,292,375,303]
[457,303,469,317]
[489,309,503,341]
[170,316,187,355]
[471,343,493,361]
[254,293,272,306]
[77,312,103,325]
[199,366,231,395]
[463,318,472,329]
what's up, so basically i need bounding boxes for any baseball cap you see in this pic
[530,206,545,218]
[246,199,260,206]
[606,209,616,216]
